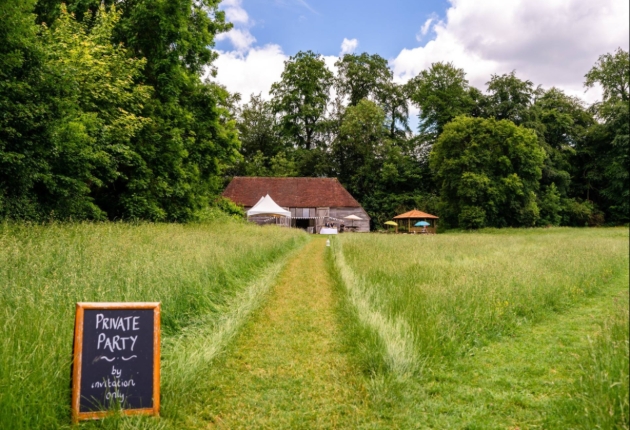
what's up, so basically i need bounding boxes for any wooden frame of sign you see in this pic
[71,302,161,423]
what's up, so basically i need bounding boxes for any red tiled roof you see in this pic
[393,209,439,219]
[222,177,362,208]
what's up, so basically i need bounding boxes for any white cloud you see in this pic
[340,38,359,56]
[213,44,339,102]
[225,7,249,25]
[218,0,256,52]
[216,28,257,52]
[416,17,434,41]
[392,0,630,104]
[221,0,251,24]
[213,0,628,109]
[213,44,288,100]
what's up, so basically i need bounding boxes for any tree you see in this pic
[41,5,152,219]
[232,94,298,178]
[2,0,240,222]
[407,62,476,137]
[237,94,284,159]
[103,0,239,221]
[483,75,607,225]
[580,48,629,222]
[35,0,103,26]
[0,0,47,219]
[485,71,540,126]
[377,82,411,139]
[241,151,297,177]
[331,99,427,227]
[538,183,562,226]
[271,51,334,150]
[430,116,545,228]
[534,88,594,198]
[335,53,392,107]
[1,4,153,220]
[585,48,629,105]
[232,94,287,174]
[333,99,388,197]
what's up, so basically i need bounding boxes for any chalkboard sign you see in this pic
[71,302,160,422]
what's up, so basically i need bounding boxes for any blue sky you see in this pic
[213,0,629,110]
[215,0,450,59]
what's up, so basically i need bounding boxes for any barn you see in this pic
[222,177,370,233]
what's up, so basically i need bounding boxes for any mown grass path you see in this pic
[202,237,378,429]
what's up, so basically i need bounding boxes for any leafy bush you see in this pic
[458,205,486,229]
[538,183,563,226]
[561,198,605,226]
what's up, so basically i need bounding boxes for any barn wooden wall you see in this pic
[330,207,370,233]
[246,206,371,232]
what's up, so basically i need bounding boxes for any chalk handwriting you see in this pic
[95,314,140,331]
[111,365,121,378]
[96,334,138,352]
[90,378,136,389]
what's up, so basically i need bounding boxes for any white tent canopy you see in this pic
[247,194,291,218]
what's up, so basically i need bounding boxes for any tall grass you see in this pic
[328,240,417,377]
[0,220,306,429]
[575,291,629,429]
[334,228,629,371]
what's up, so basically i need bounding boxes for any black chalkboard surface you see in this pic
[72,303,160,422]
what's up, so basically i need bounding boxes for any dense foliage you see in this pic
[0,0,627,228]
[230,49,627,228]
[431,116,545,228]
[0,0,239,221]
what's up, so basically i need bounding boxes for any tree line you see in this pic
[1,0,628,228]
[1,0,239,222]
[233,49,628,229]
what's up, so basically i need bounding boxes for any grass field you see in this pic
[1,223,627,429]
[332,228,629,428]
[0,219,307,429]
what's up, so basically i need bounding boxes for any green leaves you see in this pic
[585,48,629,106]
[2,1,626,229]
[485,71,539,126]
[1,0,238,221]
[271,51,334,150]
[334,53,391,107]
[578,48,629,223]
[431,116,544,228]
[407,62,476,137]
[35,4,152,219]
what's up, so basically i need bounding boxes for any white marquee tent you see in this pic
[246,194,291,218]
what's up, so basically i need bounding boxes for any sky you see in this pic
[212,0,629,120]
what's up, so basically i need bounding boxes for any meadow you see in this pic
[332,228,629,428]
[0,218,307,429]
[1,222,627,429]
